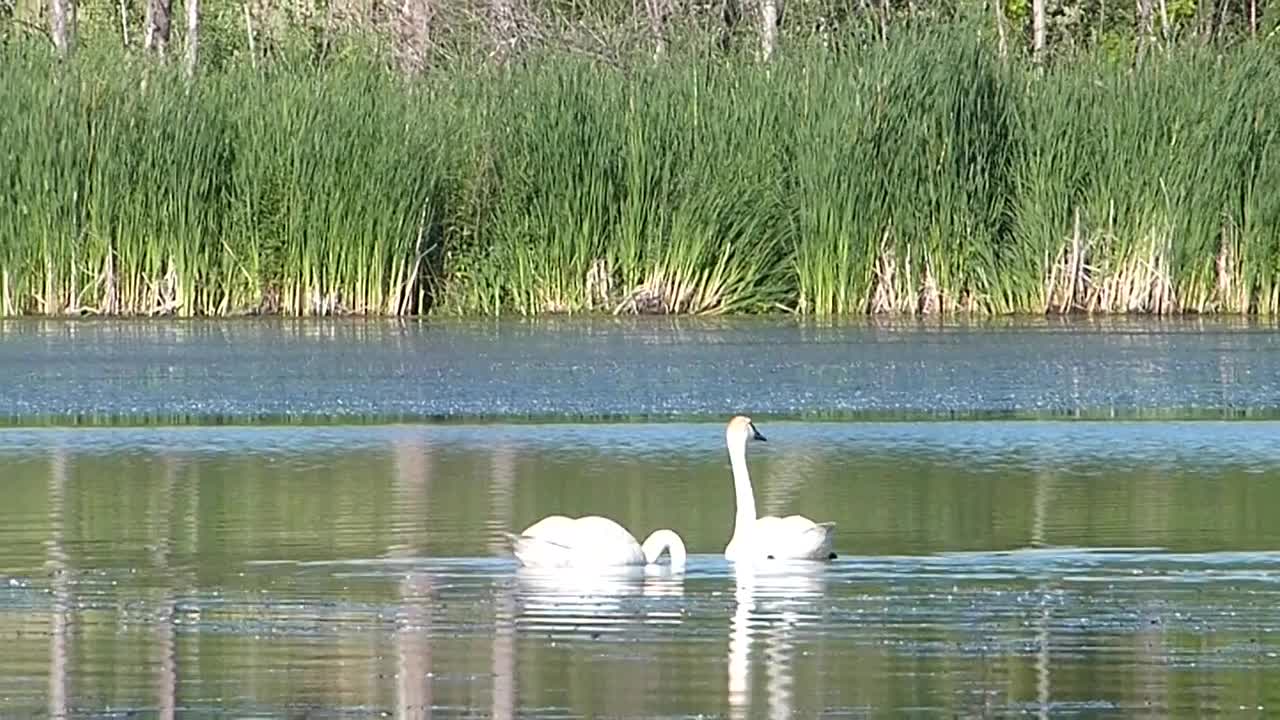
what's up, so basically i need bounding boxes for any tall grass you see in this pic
[1,33,1278,317]
[1013,46,1280,315]
[0,49,455,317]
[611,64,792,315]
[437,60,793,315]
[789,31,1018,315]
[228,63,458,315]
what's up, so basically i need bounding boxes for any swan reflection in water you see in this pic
[514,564,687,637]
[728,560,828,720]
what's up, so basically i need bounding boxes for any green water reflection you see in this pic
[1,422,1279,716]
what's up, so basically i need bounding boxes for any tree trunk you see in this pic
[1213,0,1230,40]
[759,0,780,61]
[1136,0,1154,64]
[1031,0,1046,62]
[243,2,258,69]
[645,0,672,58]
[397,0,434,75]
[489,0,516,62]
[118,0,130,48]
[719,0,739,52]
[144,0,173,55]
[16,0,41,23]
[49,0,75,57]
[185,0,199,78]
[993,0,1009,58]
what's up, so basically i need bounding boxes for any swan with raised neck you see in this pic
[722,415,837,562]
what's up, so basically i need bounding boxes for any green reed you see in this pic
[610,63,792,315]
[0,50,453,317]
[1,32,1277,317]
[788,30,1017,315]
[1013,45,1280,315]
[436,60,793,316]
[227,65,456,316]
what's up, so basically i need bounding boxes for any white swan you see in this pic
[722,416,837,562]
[506,515,687,569]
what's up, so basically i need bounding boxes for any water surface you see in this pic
[2,421,1279,717]
[4,317,1280,716]
[4,316,1280,423]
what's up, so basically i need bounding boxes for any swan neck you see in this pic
[728,439,757,537]
[643,530,687,568]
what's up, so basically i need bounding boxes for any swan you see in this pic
[506,515,687,569]
[722,416,837,562]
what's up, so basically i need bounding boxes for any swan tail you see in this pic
[802,522,837,560]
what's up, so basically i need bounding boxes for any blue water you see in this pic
[4,317,1280,717]
[3,316,1280,423]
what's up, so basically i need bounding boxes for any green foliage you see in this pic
[1,27,1278,318]
[437,59,793,315]
[1013,43,1280,314]
[0,50,455,316]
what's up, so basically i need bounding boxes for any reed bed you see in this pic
[1,32,1277,317]
[1013,48,1280,315]
[0,51,459,317]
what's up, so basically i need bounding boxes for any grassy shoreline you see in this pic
[2,30,1278,318]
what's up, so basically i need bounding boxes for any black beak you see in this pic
[751,425,767,442]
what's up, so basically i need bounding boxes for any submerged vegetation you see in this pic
[0,27,1278,317]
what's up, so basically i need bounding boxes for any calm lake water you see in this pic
[2,317,1280,717]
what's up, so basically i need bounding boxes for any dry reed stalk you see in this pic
[1214,221,1249,313]
[100,248,119,316]
[613,265,731,316]
[585,257,611,310]
[1045,222,1087,314]
[871,229,897,314]
[919,264,940,315]
[1088,235,1177,315]
[901,244,916,315]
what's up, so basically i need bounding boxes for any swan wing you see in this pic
[754,515,837,560]
[570,516,643,545]
[507,532,579,568]
[508,515,645,568]
[518,514,577,539]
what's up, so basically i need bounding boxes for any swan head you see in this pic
[642,529,687,569]
[726,415,767,447]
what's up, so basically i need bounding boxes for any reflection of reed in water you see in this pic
[491,442,517,720]
[391,436,434,720]
[1031,467,1051,720]
[728,562,827,720]
[47,446,69,720]
[489,442,516,558]
[155,453,181,720]
[759,445,821,520]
